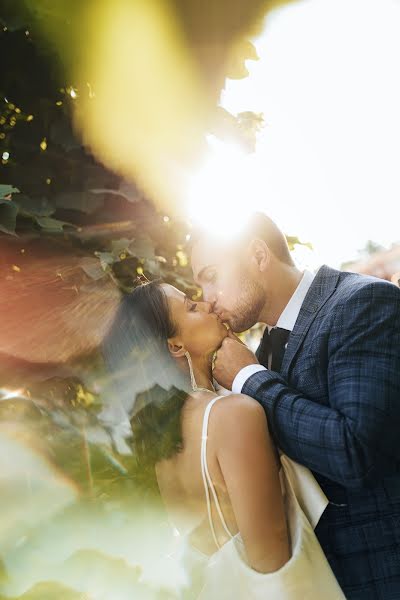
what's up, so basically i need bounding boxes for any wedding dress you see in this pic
[179,395,346,599]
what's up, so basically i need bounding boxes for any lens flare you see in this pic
[185,136,267,238]
[75,0,208,215]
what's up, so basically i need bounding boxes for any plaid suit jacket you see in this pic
[243,265,400,599]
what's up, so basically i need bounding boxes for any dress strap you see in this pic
[200,395,234,549]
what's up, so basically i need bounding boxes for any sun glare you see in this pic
[185,136,267,238]
[197,0,400,267]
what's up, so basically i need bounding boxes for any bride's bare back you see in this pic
[156,391,290,573]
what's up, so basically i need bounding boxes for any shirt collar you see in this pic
[276,269,316,332]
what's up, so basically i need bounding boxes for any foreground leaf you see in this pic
[0,200,18,235]
[35,216,72,232]
[0,185,20,201]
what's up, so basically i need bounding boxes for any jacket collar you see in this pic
[277,269,315,331]
[280,265,341,377]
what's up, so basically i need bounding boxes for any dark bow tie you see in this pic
[257,327,290,372]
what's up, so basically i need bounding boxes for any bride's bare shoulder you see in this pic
[212,393,266,423]
[210,394,271,457]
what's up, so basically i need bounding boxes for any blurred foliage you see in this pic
[0,0,300,292]
[0,2,304,597]
[0,388,172,599]
[0,0,303,364]
[0,0,294,101]
[341,240,385,270]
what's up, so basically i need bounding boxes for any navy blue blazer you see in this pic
[243,265,400,599]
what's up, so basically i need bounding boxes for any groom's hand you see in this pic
[213,330,259,390]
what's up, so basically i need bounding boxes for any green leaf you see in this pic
[111,238,135,258]
[14,194,55,217]
[79,257,107,280]
[35,216,71,232]
[95,251,115,271]
[117,181,141,203]
[54,191,105,214]
[90,187,140,203]
[225,40,259,80]
[0,200,18,235]
[0,185,19,201]
[134,236,155,260]
[286,235,313,251]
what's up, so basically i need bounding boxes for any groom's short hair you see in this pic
[191,212,295,267]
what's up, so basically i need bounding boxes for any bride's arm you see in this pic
[215,394,290,574]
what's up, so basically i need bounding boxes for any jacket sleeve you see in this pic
[242,281,400,489]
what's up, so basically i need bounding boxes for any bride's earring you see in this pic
[184,350,214,393]
[184,350,200,391]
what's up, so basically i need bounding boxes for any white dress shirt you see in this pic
[231,269,316,394]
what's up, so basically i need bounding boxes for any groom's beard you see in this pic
[228,275,265,333]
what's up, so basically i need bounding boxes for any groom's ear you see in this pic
[167,338,186,359]
[248,239,270,272]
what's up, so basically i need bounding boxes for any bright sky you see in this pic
[219,0,400,268]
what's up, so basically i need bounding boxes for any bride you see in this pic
[102,280,345,599]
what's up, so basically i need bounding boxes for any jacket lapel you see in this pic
[280,265,341,378]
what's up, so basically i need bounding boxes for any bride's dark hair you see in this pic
[102,280,189,467]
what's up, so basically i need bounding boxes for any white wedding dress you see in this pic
[178,395,345,600]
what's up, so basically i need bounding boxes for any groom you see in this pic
[191,212,400,600]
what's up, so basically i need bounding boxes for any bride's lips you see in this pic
[214,310,229,323]
[210,312,227,330]
[212,314,230,335]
